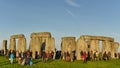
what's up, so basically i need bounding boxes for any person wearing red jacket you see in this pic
[83,51,87,63]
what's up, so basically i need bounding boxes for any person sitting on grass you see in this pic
[29,57,33,66]
[9,50,14,64]
[21,58,26,65]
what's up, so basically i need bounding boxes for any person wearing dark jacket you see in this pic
[41,41,46,62]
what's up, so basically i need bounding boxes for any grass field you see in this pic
[0,56,120,68]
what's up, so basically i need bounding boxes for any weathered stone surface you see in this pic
[76,35,118,60]
[18,38,26,52]
[30,36,41,58]
[111,42,119,58]
[76,38,87,60]
[9,34,26,52]
[61,37,76,53]
[31,32,51,38]
[7,33,119,60]
[29,32,55,59]
[90,40,100,52]
[2,40,7,55]
[9,38,16,51]
[61,37,76,60]
[10,34,25,39]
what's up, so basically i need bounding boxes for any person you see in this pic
[46,51,50,61]
[64,52,67,60]
[30,50,32,57]
[6,50,10,59]
[42,51,46,62]
[66,51,70,62]
[51,51,54,59]
[80,51,84,60]
[98,52,102,60]
[29,57,33,66]
[90,51,94,61]
[93,51,97,61]
[107,51,111,60]
[27,50,31,58]
[114,53,117,59]
[41,41,46,62]
[21,58,26,65]
[83,51,87,63]
[103,51,107,60]
[96,51,99,60]
[87,51,90,61]
[9,51,14,64]
[18,51,22,64]
[70,52,74,62]
[25,57,31,65]
[16,50,19,63]
[35,51,38,59]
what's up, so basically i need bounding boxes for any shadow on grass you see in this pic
[45,59,54,63]
[0,60,11,66]
[33,59,54,64]
[33,59,42,64]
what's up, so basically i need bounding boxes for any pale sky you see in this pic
[0,0,120,51]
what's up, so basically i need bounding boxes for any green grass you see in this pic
[0,56,120,68]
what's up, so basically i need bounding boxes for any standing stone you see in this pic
[2,40,7,55]
[90,40,97,52]
[29,32,55,59]
[111,42,119,58]
[76,38,87,60]
[113,42,119,53]
[90,40,100,52]
[45,37,49,52]
[96,40,100,52]
[9,38,16,51]
[102,41,113,54]
[61,37,76,60]
[46,38,56,52]
[102,41,106,54]
[105,41,112,53]
[18,38,26,52]
[29,37,33,51]
[51,38,56,59]
[61,37,76,53]
[45,37,56,59]
[9,34,26,52]
[21,38,27,52]
[29,34,41,58]
[18,38,22,52]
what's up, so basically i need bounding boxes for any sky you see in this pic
[0,0,120,51]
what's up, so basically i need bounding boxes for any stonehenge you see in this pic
[76,35,119,60]
[9,34,26,52]
[29,32,56,59]
[0,32,119,60]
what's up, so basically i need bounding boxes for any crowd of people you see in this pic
[61,51,75,62]
[6,50,33,65]
[80,50,119,63]
[0,49,120,65]
[59,50,120,63]
[0,41,55,65]
[0,49,55,65]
